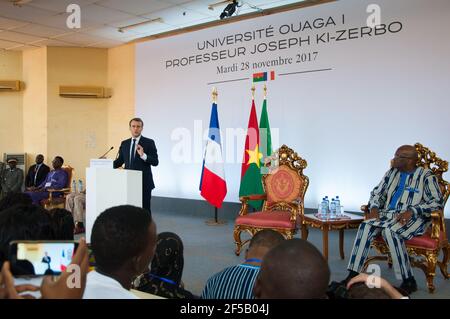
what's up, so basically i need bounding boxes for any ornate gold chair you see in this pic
[41,166,74,210]
[234,145,309,255]
[362,143,449,292]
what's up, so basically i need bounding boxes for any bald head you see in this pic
[392,145,418,172]
[245,230,285,261]
[254,239,330,299]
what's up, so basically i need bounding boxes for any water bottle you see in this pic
[330,199,336,219]
[335,196,341,216]
[78,179,83,193]
[324,196,330,215]
[72,180,77,193]
[320,198,327,215]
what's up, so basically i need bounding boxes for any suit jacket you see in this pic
[25,163,50,187]
[113,136,159,190]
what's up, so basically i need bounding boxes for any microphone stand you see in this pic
[99,147,114,159]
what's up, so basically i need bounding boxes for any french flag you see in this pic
[199,103,227,208]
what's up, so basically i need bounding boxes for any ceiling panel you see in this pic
[27,0,100,13]
[0,38,19,49]
[0,2,56,23]
[31,38,80,47]
[80,4,137,25]
[36,11,103,31]
[0,30,45,43]
[53,31,111,46]
[96,0,176,16]
[142,6,210,27]
[0,17,29,30]
[12,24,69,38]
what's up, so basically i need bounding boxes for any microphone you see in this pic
[99,146,114,159]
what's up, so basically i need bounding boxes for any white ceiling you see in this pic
[0,0,306,51]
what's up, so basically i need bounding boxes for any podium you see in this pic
[85,167,142,243]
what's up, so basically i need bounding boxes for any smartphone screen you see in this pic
[9,241,78,277]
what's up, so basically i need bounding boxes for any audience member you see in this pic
[49,208,75,240]
[25,156,68,205]
[0,204,54,266]
[84,205,157,299]
[135,232,195,299]
[0,193,32,212]
[346,273,408,299]
[202,229,284,299]
[25,154,50,188]
[0,158,24,199]
[65,191,86,234]
[253,238,330,299]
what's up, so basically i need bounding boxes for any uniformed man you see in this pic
[0,158,24,198]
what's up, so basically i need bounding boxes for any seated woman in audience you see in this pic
[134,232,196,299]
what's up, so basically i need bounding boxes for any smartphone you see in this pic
[9,240,78,277]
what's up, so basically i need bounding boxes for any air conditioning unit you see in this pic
[0,80,22,92]
[59,86,112,98]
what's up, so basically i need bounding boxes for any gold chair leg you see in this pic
[425,253,438,293]
[233,227,243,256]
[438,246,449,279]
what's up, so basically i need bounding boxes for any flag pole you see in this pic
[205,87,227,226]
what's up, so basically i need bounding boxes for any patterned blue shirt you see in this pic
[201,264,260,299]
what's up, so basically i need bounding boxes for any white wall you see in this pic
[136,0,450,217]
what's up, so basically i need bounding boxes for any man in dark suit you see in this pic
[113,118,159,215]
[25,154,50,188]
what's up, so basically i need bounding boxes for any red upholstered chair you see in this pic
[362,143,449,293]
[234,145,309,255]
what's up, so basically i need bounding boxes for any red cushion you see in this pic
[374,233,445,250]
[235,211,295,229]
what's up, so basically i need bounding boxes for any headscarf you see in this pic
[135,232,196,299]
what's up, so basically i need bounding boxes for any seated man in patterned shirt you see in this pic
[201,229,284,299]
[342,145,443,294]
[25,156,68,205]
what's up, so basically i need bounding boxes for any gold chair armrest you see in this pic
[240,194,267,201]
[47,188,71,202]
[47,188,70,193]
[238,195,266,216]
[361,205,370,219]
[430,210,443,240]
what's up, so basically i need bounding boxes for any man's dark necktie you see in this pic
[130,138,136,168]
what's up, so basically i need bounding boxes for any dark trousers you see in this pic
[143,187,152,216]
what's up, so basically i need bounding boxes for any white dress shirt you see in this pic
[130,135,147,162]
[83,270,139,299]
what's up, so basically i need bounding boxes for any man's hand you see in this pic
[0,262,39,299]
[40,238,89,299]
[368,207,379,220]
[396,211,413,225]
[136,144,144,157]
[347,273,404,299]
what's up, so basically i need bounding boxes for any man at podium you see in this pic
[113,118,159,214]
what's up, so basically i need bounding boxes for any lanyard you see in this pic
[148,273,177,285]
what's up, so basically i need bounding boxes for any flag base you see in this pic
[205,219,227,226]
